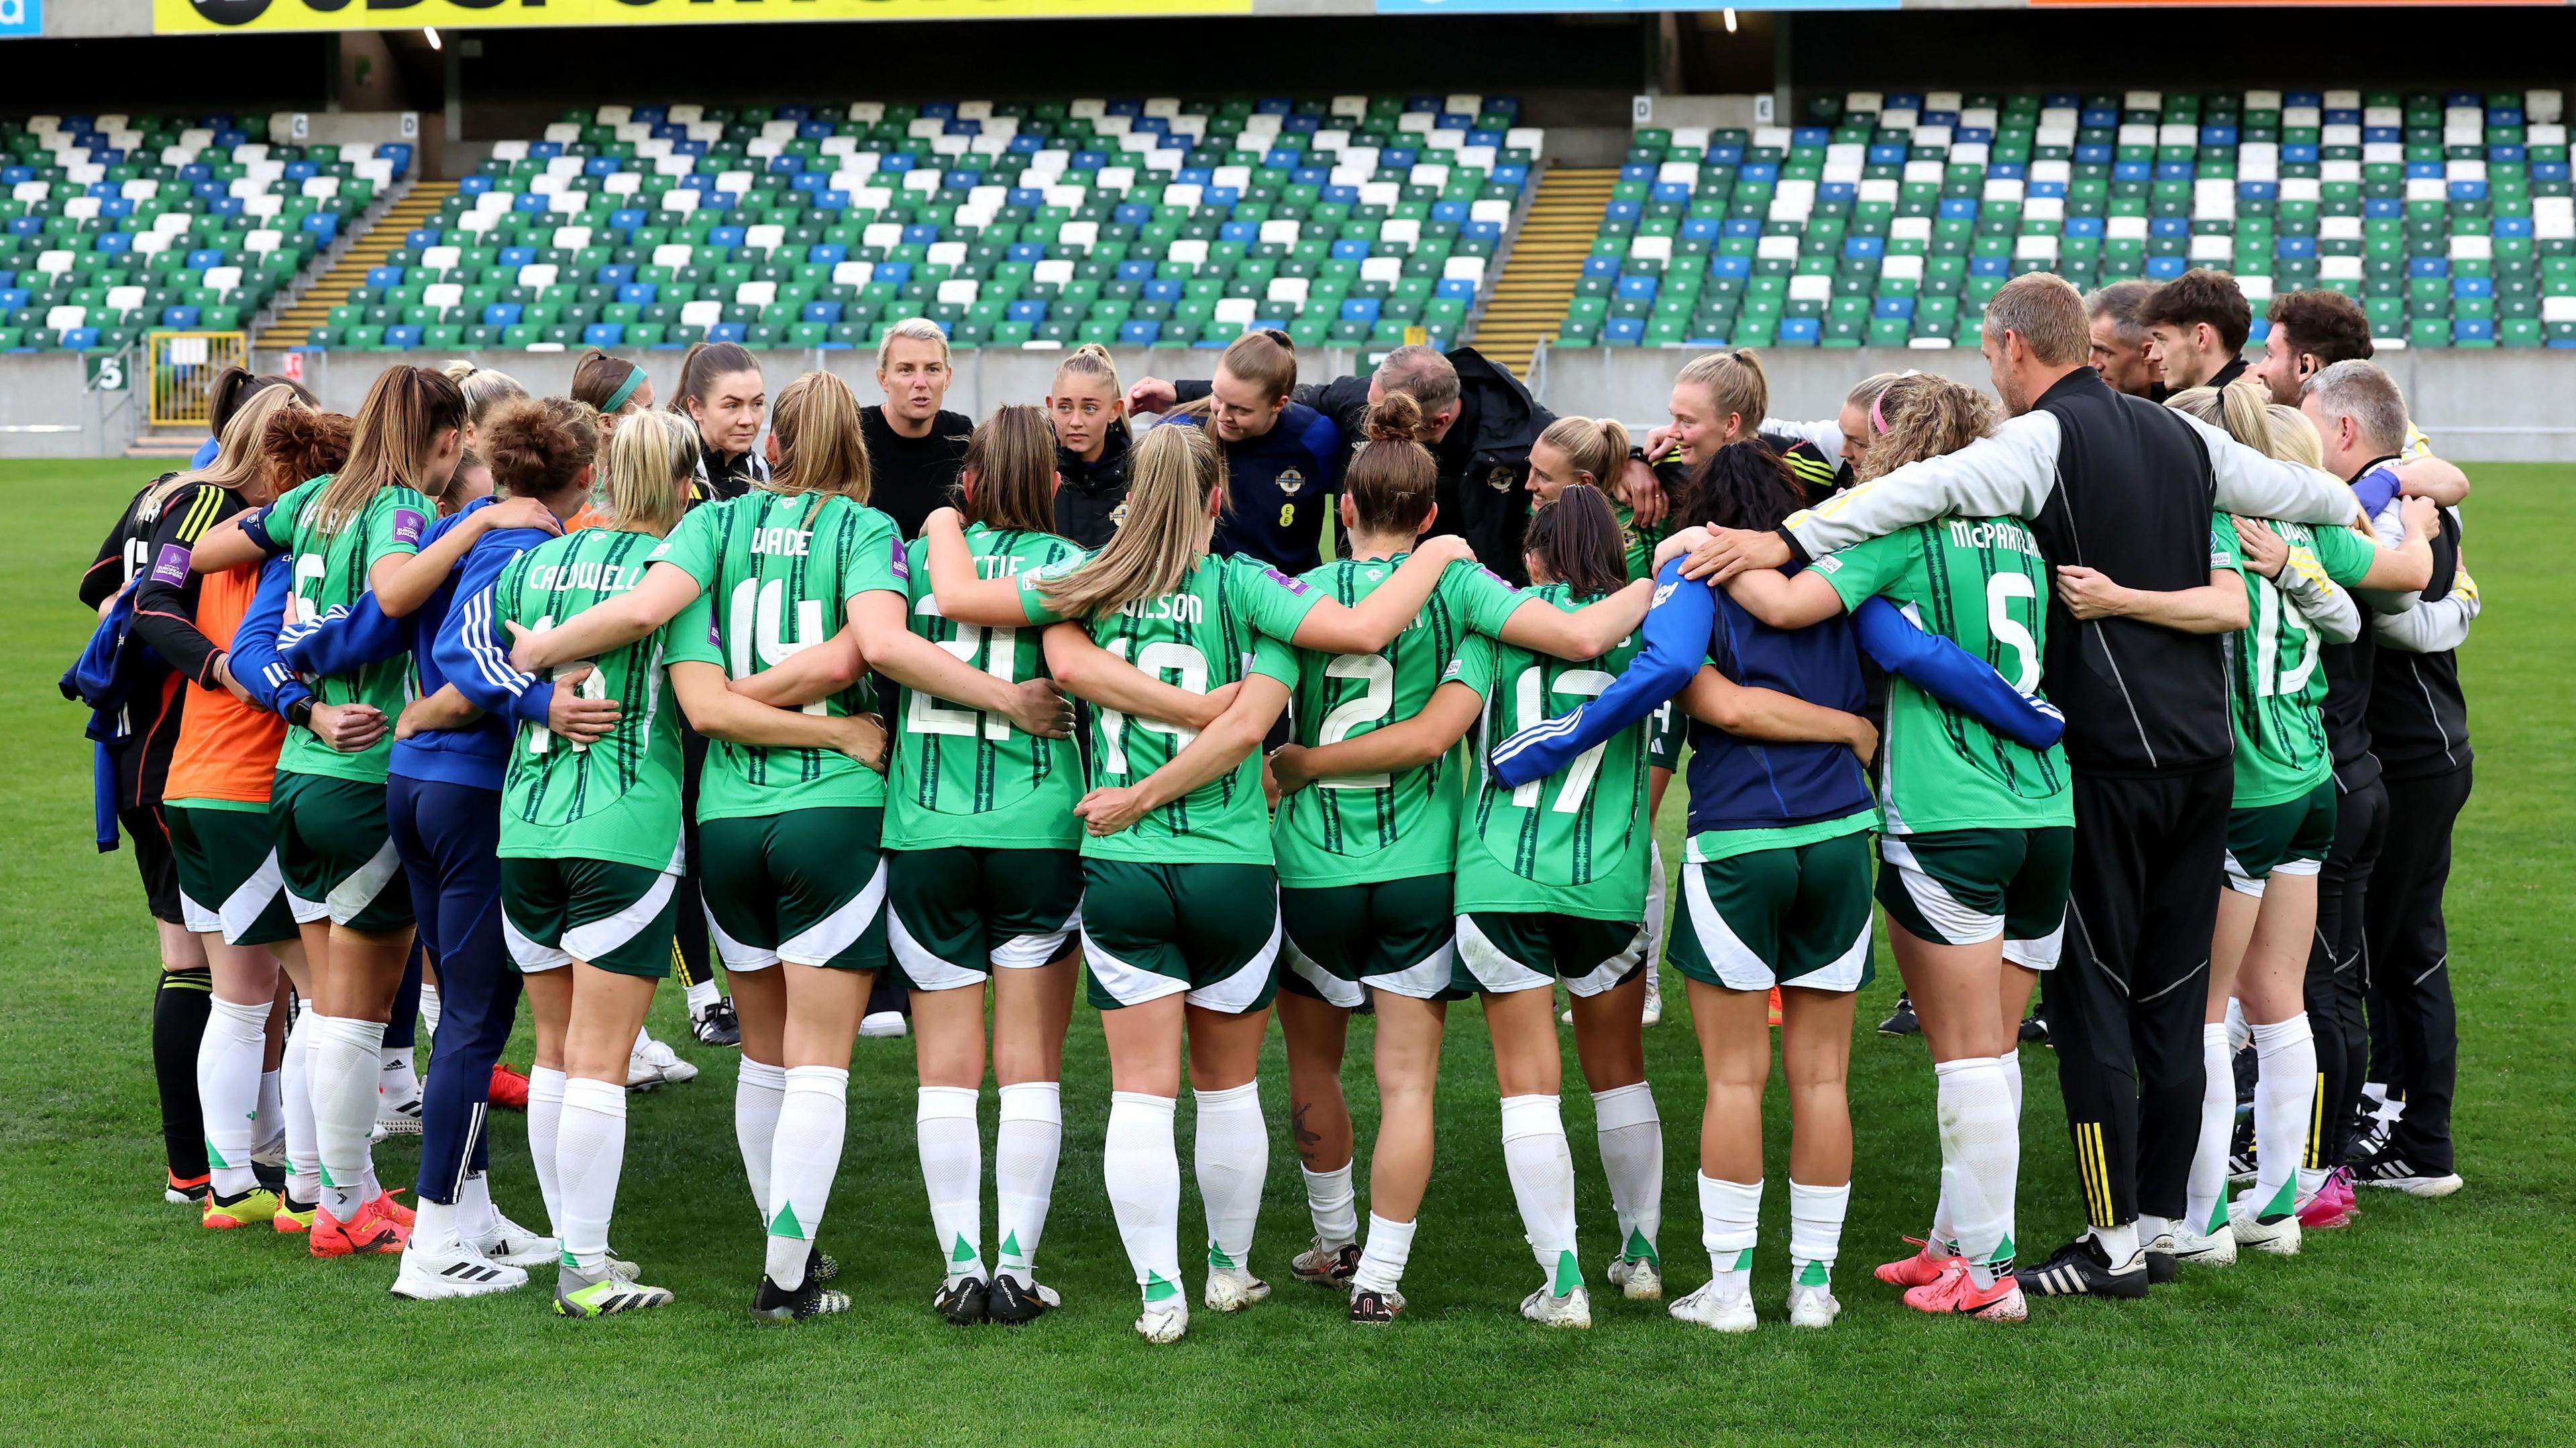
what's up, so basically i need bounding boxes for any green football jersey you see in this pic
[654,492,908,822]
[1020,552,1321,865]
[2224,514,2381,808]
[492,528,685,872]
[1273,555,1532,887]
[1615,500,1668,582]
[1449,586,1652,922]
[885,522,1085,851]
[1814,516,2074,834]
[263,474,429,783]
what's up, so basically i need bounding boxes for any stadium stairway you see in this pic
[1467,166,1616,376]
[256,178,455,350]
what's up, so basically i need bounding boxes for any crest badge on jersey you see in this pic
[1487,466,1515,492]
[1276,467,1306,498]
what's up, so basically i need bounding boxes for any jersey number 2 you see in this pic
[1314,653,1394,790]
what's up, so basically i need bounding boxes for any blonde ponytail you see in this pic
[1035,423,1223,619]
[598,409,697,536]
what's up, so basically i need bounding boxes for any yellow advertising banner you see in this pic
[157,0,1250,33]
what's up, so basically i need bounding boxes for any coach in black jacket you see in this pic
[1136,345,1564,583]
[1688,274,2358,1299]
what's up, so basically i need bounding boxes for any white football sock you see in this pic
[555,1076,629,1272]
[198,994,271,1197]
[1788,1180,1849,1289]
[2139,1213,2175,1249]
[414,1194,460,1254]
[765,1065,849,1289]
[1591,1081,1663,1265]
[311,1015,386,1219]
[994,1080,1062,1285]
[380,1044,420,1106]
[684,978,720,1015]
[1933,1055,2018,1287]
[1352,1211,1417,1294]
[1928,1188,1957,1258]
[1301,1162,1358,1249]
[2186,1021,2235,1235]
[734,1058,786,1223]
[254,1068,282,1157]
[2251,1014,2317,1215]
[2088,1219,2141,1268]
[1642,840,1668,979]
[526,1066,568,1236]
[458,1169,496,1239]
[1193,1080,1267,1275]
[1105,1091,1183,1304]
[1698,1174,1760,1304]
[1500,1093,1579,1290]
[917,1085,985,1282]
[280,1004,319,1203]
[417,981,443,1052]
[2224,995,2251,1056]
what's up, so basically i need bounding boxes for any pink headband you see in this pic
[1870,392,1892,436]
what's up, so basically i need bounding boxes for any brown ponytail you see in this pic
[1036,423,1224,618]
[1344,392,1440,537]
[1523,483,1629,600]
[961,405,1059,536]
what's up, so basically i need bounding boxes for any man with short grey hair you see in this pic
[2302,359,2411,460]
[2302,359,2476,1202]
[1688,272,2359,1301]
[2086,280,2164,399]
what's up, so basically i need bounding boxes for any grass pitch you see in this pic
[3,460,2570,1447]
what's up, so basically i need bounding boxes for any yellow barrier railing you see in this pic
[148,331,250,429]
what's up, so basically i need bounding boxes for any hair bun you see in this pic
[1363,391,1423,445]
[1257,328,1293,350]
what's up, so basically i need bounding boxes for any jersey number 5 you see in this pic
[1988,572,2041,693]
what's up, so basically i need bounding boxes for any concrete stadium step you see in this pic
[1466,166,1617,379]
[255,180,459,351]
[125,427,207,461]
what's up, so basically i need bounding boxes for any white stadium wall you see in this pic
[4,345,2570,462]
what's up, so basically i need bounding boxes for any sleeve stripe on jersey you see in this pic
[175,486,226,545]
[458,588,535,699]
[1491,703,1593,771]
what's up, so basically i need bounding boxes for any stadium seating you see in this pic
[1558,89,2573,352]
[0,113,405,352]
[314,95,1540,353]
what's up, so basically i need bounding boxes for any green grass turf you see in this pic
[3,459,2571,1447]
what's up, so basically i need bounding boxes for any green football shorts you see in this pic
[1876,826,2074,968]
[167,801,305,946]
[1079,860,1281,1015]
[1456,910,1648,999]
[699,807,888,974]
[501,854,681,979]
[888,845,1084,991]
[1672,830,1876,993]
[272,771,411,933]
[1280,872,1457,1007]
[2224,781,2338,897]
